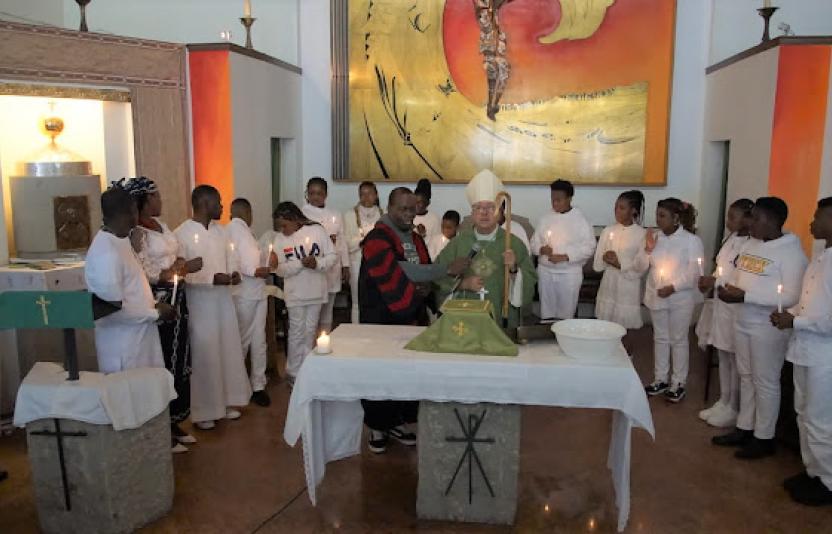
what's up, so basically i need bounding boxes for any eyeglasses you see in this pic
[472,204,496,214]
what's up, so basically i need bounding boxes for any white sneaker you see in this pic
[699,401,725,422]
[195,420,215,430]
[172,443,189,454]
[707,404,738,428]
[225,408,242,420]
[176,433,197,444]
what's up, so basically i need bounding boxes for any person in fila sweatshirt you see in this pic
[713,197,808,459]
[271,202,337,383]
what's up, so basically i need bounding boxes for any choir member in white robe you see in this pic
[175,185,251,429]
[713,197,807,458]
[530,179,596,320]
[772,197,832,506]
[85,185,173,373]
[344,181,383,323]
[302,177,349,332]
[697,199,754,428]
[593,191,648,331]
[228,199,275,407]
[414,178,442,244]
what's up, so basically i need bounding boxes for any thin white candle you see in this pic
[716,266,724,286]
[658,268,666,287]
[777,283,783,313]
[244,0,252,18]
[171,274,179,305]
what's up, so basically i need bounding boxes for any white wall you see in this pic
[300,0,713,235]
[0,0,300,65]
[229,52,302,237]
[710,0,832,64]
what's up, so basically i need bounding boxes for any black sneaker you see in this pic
[664,384,686,403]
[251,390,271,407]
[784,471,811,492]
[389,425,416,446]
[368,430,388,454]
[712,428,753,447]
[735,437,776,459]
[790,476,832,506]
[645,381,669,396]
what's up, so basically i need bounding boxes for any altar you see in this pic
[283,324,654,532]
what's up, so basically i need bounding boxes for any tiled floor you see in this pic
[1,326,831,533]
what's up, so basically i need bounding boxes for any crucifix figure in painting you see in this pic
[473,0,514,121]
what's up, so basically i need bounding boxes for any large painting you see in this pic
[338,0,675,184]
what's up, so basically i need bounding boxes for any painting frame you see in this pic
[332,0,677,186]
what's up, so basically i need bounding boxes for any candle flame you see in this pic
[777,284,783,294]
[193,233,199,244]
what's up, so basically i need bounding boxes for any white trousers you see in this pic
[734,322,789,439]
[350,257,361,324]
[234,297,268,392]
[539,271,583,320]
[794,364,832,490]
[319,292,337,332]
[287,303,322,378]
[650,305,694,386]
[718,349,740,410]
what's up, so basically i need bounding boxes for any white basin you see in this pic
[551,319,626,360]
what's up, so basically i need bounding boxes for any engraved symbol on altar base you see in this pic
[452,321,468,337]
[35,295,51,325]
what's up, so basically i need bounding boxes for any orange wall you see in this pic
[189,50,234,222]
[768,45,831,253]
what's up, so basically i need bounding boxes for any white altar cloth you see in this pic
[283,324,654,532]
[14,362,176,431]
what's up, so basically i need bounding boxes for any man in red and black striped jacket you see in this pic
[357,187,469,453]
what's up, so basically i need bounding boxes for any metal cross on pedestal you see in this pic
[29,419,88,511]
[444,408,496,504]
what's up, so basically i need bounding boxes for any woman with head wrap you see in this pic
[125,176,203,453]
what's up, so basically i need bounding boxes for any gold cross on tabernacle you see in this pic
[452,321,468,337]
[35,295,51,325]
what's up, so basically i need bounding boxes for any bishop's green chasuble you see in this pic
[435,227,536,328]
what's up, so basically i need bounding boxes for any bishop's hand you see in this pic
[460,276,484,292]
[503,249,517,271]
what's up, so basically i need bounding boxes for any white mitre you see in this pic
[465,169,504,205]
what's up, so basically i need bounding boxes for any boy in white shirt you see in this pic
[772,197,832,505]
[228,199,276,407]
[713,197,808,459]
[530,179,596,320]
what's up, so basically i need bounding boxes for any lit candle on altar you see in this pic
[244,0,252,18]
[777,283,783,313]
[316,331,332,354]
[171,274,179,304]
[697,257,704,276]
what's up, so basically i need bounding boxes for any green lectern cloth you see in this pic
[404,299,518,357]
[0,291,94,330]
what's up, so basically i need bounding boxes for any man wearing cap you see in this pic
[435,169,536,327]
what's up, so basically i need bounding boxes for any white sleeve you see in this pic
[86,250,158,324]
[673,236,704,292]
[793,259,832,335]
[563,218,596,266]
[509,271,523,308]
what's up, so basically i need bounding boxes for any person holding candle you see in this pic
[272,202,337,384]
[697,198,754,428]
[712,197,807,459]
[228,198,278,407]
[530,179,596,320]
[635,198,703,402]
[771,197,832,505]
[593,190,648,340]
[429,210,461,260]
[414,178,442,243]
[344,181,384,323]
[175,185,251,431]
[302,177,349,333]
[126,177,203,452]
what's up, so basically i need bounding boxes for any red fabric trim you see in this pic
[388,282,415,313]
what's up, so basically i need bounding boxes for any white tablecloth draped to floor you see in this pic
[283,324,654,532]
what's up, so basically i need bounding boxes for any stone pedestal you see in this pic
[26,411,173,534]
[417,401,521,525]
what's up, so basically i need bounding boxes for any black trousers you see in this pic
[361,400,418,432]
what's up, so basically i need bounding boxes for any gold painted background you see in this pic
[346,0,671,184]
